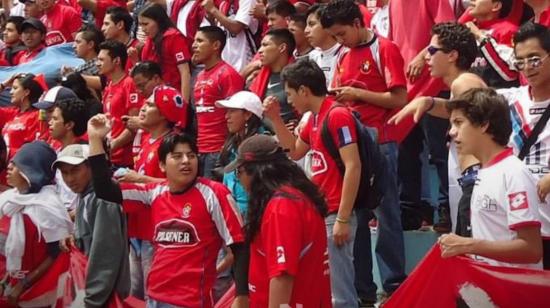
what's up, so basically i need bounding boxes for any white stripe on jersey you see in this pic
[122,183,169,206]
[196,182,241,246]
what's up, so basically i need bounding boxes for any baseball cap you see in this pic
[215,91,263,119]
[52,144,90,170]
[33,86,78,109]
[224,135,287,173]
[21,17,46,34]
[18,0,36,3]
[152,85,188,125]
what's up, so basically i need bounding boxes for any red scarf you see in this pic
[249,58,295,99]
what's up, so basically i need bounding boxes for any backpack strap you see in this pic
[320,104,350,175]
[518,103,550,160]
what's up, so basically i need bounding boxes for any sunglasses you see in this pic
[427,45,446,56]
[512,54,549,71]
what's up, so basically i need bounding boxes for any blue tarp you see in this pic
[0,43,83,106]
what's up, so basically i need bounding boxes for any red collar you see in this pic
[484,148,513,168]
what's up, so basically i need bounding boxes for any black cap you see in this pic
[21,17,47,34]
[224,135,287,173]
[18,0,36,4]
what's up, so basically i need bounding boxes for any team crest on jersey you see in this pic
[276,246,286,264]
[147,151,155,163]
[175,52,185,62]
[360,60,371,74]
[129,93,138,103]
[155,218,200,248]
[182,203,192,218]
[508,192,529,211]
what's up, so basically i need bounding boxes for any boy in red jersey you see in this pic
[192,26,244,178]
[36,0,81,45]
[18,18,46,64]
[321,0,408,303]
[264,58,361,308]
[87,116,249,308]
[225,134,331,307]
[102,6,140,73]
[0,16,26,66]
[97,40,142,169]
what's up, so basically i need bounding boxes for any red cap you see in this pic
[152,85,188,127]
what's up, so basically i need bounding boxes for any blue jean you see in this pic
[374,142,406,292]
[147,298,184,308]
[199,152,221,179]
[130,239,154,300]
[326,213,358,308]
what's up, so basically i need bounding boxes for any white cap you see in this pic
[215,91,263,119]
[52,144,90,170]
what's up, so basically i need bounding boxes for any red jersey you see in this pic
[95,0,126,29]
[127,130,167,240]
[141,28,191,90]
[18,46,45,64]
[333,34,406,142]
[120,178,244,307]
[103,75,142,167]
[125,38,140,74]
[299,97,358,213]
[40,3,81,46]
[194,61,244,153]
[248,186,331,308]
[539,7,550,27]
[0,46,25,66]
[0,108,40,162]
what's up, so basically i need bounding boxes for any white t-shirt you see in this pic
[470,150,542,269]
[166,0,197,38]
[308,43,346,88]
[219,0,258,72]
[371,5,389,38]
[499,86,550,238]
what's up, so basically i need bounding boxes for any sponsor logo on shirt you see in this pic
[129,93,138,104]
[276,246,286,264]
[508,192,529,211]
[310,150,328,176]
[5,122,26,131]
[476,195,497,212]
[175,52,185,62]
[196,106,216,113]
[45,31,66,46]
[154,218,200,248]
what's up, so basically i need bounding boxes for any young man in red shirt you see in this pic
[37,0,81,46]
[192,26,244,179]
[0,16,26,66]
[87,117,249,308]
[264,58,361,308]
[19,18,46,64]
[225,134,331,307]
[97,40,142,169]
[102,6,140,73]
[321,0,408,304]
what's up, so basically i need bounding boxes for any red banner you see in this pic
[386,245,550,308]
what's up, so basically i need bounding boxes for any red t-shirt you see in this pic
[194,61,244,153]
[141,28,191,90]
[0,47,24,66]
[332,34,406,142]
[18,46,45,64]
[0,108,40,162]
[103,75,142,167]
[299,97,358,213]
[539,7,550,27]
[125,38,140,74]
[248,186,331,308]
[95,0,126,29]
[120,178,244,307]
[40,3,81,46]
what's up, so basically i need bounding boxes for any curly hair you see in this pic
[243,156,328,242]
[55,98,90,137]
[431,22,477,71]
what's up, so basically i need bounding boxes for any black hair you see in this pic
[265,28,296,57]
[266,0,296,17]
[243,154,328,242]
[131,61,163,79]
[432,22,478,71]
[306,3,325,19]
[289,13,307,28]
[139,3,176,60]
[197,25,227,51]
[106,6,134,34]
[219,115,264,167]
[17,73,44,104]
[0,134,6,172]
[281,58,327,96]
[496,0,513,19]
[514,22,550,53]
[158,132,198,164]
[6,16,25,34]
[54,98,89,137]
[447,88,512,146]
[320,0,363,28]
[77,24,105,54]
[98,39,128,69]
[60,72,103,117]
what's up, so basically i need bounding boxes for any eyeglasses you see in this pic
[427,45,446,56]
[512,54,549,71]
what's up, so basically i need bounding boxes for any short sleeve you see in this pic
[505,168,542,230]
[298,115,312,145]
[262,197,303,278]
[125,79,143,110]
[380,40,407,90]
[121,182,155,213]
[219,67,245,98]
[170,33,192,64]
[234,0,255,26]
[426,0,455,24]
[327,108,358,148]
[67,8,82,37]
[208,183,245,246]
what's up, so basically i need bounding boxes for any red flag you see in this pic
[386,245,550,308]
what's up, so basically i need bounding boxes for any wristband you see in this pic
[427,97,436,112]
[336,217,349,224]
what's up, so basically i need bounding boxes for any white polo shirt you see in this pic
[470,148,542,269]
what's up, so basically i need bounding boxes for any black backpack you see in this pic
[320,105,387,210]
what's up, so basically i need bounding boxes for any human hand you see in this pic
[406,51,426,83]
[59,235,75,252]
[537,173,550,202]
[387,96,431,124]
[118,170,144,183]
[438,233,474,258]
[332,220,351,247]
[87,114,112,140]
[263,96,282,122]
[332,86,359,102]
[122,115,141,132]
